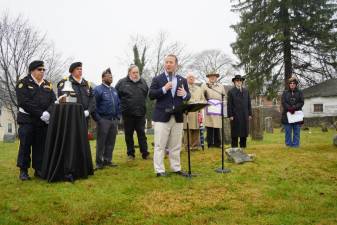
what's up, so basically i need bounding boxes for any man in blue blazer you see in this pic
[149,54,191,177]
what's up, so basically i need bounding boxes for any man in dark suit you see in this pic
[149,54,191,177]
[227,75,252,149]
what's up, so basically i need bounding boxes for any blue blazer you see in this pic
[149,73,191,123]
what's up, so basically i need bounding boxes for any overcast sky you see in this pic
[1,0,239,84]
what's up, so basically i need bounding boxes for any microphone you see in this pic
[168,72,173,82]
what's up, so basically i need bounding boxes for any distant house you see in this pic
[0,105,16,141]
[302,78,337,118]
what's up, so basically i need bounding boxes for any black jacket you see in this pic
[115,76,148,117]
[16,74,56,126]
[281,88,304,124]
[227,87,252,137]
[149,73,191,123]
[57,76,95,115]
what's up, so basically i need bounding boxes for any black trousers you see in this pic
[17,123,47,171]
[96,119,118,166]
[206,127,221,148]
[231,137,247,148]
[123,115,149,158]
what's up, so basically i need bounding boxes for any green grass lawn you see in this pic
[0,128,337,225]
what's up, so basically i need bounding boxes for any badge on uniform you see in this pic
[18,83,23,88]
[28,86,34,89]
[44,85,51,90]
[59,82,64,88]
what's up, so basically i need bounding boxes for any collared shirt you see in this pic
[72,75,82,84]
[162,70,177,97]
[31,75,44,86]
[103,83,111,88]
[161,70,187,99]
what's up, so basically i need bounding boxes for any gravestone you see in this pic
[333,121,337,131]
[3,134,15,143]
[250,107,263,140]
[264,117,273,133]
[225,148,254,164]
[321,123,328,132]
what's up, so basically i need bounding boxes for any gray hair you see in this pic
[128,64,139,74]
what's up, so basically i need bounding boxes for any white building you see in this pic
[0,105,16,141]
[302,78,337,118]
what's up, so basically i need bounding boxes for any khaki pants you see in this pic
[183,129,200,150]
[153,116,183,173]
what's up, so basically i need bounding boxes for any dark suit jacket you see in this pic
[149,73,191,123]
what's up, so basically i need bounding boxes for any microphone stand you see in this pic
[206,84,231,174]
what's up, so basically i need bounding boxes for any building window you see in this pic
[8,123,12,133]
[313,104,323,113]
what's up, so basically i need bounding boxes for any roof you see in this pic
[302,78,337,98]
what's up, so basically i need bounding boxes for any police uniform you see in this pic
[16,74,56,177]
[57,75,95,123]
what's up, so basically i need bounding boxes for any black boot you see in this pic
[19,169,31,181]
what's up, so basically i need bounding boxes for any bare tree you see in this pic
[0,13,68,134]
[148,31,192,76]
[188,49,235,83]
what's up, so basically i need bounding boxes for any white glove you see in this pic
[40,111,50,124]
[84,110,90,117]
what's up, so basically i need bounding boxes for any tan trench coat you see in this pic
[183,84,205,130]
[201,82,226,128]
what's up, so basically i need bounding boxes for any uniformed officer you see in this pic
[16,60,56,180]
[57,62,95,124]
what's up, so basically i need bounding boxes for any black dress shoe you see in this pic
[64,174,74,183]
[142,154,151,160]
[173,171,188,177]
[19,170,31,181]
[156,172,167,177]
[95,164,104,170]
[103,162,118,167]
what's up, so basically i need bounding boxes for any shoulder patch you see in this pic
[58,81,64,88]
[18,83,23,88]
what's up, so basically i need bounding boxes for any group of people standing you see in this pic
[15,54,304,180]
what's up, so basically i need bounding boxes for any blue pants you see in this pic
[284,124,300,147]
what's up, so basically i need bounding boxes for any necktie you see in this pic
[168,73,173,97]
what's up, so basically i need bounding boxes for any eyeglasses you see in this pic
[37,68,46,72]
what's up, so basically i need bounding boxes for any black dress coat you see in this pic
[227,87,252,137]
